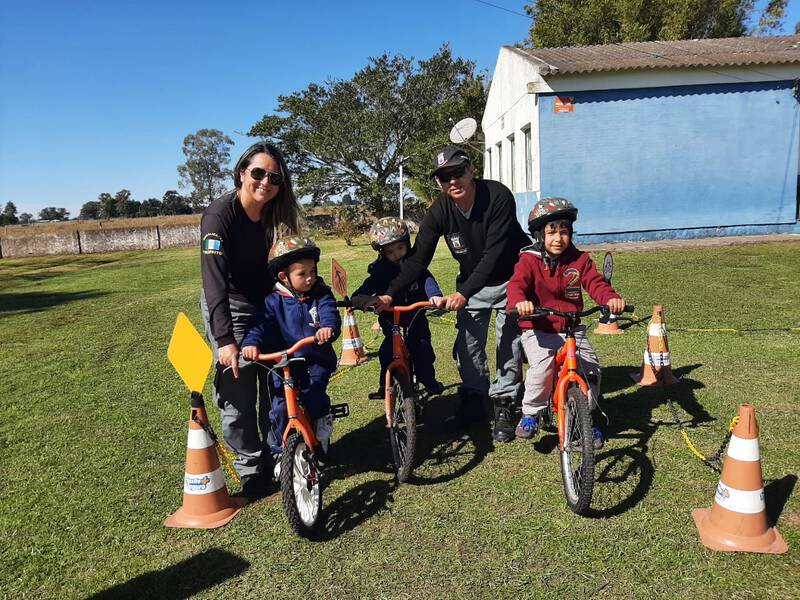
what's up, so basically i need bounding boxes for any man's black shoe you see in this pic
[444,388,487,430]
[492,397,516,443]
[233,473,273,502]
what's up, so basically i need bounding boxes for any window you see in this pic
[523,126,533,191]
[496,142,503,183]
[508,134,516,191]
[485,148,491,179]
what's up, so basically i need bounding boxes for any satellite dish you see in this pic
[449,117,478,143]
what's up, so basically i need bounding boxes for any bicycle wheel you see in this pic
[388,374,417,483]
[559,385,595,514]
[280,430,322,537]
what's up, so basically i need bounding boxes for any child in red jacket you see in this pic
[507,198,626,448]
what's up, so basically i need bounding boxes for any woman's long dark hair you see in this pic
[233,141,301,238]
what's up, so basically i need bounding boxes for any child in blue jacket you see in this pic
[352,217,445,399]
[242,237,341,453]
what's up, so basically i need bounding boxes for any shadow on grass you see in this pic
[314,479,395,542]
[765,474,797,527]
[4,256,121,284]
[88,548,249,599]
[0,290,108,316]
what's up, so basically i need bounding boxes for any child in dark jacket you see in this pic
[352,217,445,398]
[507,198,626,449]
[242,237,341,453]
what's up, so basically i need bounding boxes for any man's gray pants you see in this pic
[200,292,271,479]
[454,281,523,401]
[520,326,601,416]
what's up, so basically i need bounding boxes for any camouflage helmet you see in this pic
[369,217,410,251]
[527,197,578,235]
[268,236,320,276]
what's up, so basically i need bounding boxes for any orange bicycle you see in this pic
[510,304,633,514]
[254,336,348,537]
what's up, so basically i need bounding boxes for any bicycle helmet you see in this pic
[527,197,578,237]
[369,217,410,251]
[268,236,320,277]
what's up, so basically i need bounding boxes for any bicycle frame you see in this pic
[552,334,590,451]
[255,336,319,452]
[381,301,433,427]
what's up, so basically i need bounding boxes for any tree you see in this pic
[1,202,19,225]
[113,189,140,218]
[177,128,233,211]
[523,0,788,47]
[249,45,487,214]
[79,201,102,220]
[39,207,70,221]
[138,198,163,217]
[98,192,117,219]
[19,213,33,224]
[161,190,192,215]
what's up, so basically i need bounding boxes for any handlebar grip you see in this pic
[624,304,635,313]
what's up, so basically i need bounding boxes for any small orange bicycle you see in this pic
[510,303,633,514]
[254,336,348,537]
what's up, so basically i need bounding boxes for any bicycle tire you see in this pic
[388,373,417,483]
[559,385,595,514]
[280,430,322,537]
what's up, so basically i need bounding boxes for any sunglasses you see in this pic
[247,167,283,186]
[436,164,468,182]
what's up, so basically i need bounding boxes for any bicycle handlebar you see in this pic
[508,304,635,322]
[336,299,440,313]
[254,336,317,362]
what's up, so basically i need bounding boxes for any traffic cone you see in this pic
[339,307,369,366]
[164,393,246,529]
[595,312,624,335]
[630,305,679,385]
[692,404,788,553]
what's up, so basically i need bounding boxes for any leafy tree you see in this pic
[177,128,234,211]
[523,0,788,47]
[113,189,141,218]
[138,198,163,217]
[98,192,117,219]
[1,202,19,225]
[19,213,33,224]
[161,190,192,215]
[39,207,70,221]
[79,201,102,220]
[249,45,487,214]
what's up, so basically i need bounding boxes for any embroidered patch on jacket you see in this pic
[446,232,467,255]
[202,233,223,255]
[564,268,581,300]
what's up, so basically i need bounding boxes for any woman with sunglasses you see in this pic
[199,141,301,500]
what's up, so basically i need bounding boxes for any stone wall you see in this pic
[159,224,201,248]
[79,227,160,254]
[0,231,81,258]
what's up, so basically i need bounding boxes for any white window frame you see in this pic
[508,134,516,192]
[522,125,533,191]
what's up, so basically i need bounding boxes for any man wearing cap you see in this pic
[375,146,530,442]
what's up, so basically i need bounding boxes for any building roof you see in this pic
[512,35,800,76]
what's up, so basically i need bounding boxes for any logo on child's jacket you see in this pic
[202,234,223,255]
[308,305,320,328]
[446,233,467,255]
[564,268,581,300]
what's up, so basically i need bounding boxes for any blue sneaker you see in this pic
[515,415,539,439]
[592,426,605,450]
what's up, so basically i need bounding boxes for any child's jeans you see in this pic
[520,326,601,416]
[377,314,437,389]
[269,362,332,447]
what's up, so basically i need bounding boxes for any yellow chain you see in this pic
[216,441,241,486]
[679,414,739,462]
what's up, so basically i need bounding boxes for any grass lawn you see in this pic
[1,239,798,599]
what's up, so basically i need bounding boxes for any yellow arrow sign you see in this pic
[167,312,213,393]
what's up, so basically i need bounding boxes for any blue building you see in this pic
[482,35,800,242]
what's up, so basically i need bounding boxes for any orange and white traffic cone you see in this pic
[339,307,369,366]
[595,312,624,335]
[692,404,788,553]
[164,393,246,529]
[630,305,679,385]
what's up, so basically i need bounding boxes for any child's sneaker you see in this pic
[592,426,605,450]
[515,415,539,439]
[315,414,334,454]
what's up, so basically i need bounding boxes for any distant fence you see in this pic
[0,216,201,259]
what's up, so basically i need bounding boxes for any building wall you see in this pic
[528,80,799,241]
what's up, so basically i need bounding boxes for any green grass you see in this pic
[1,239,798,599]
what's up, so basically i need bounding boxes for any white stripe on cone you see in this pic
[343,314,357,326]
[183,469,226,495]
[648,323,667,337]
[342,338,364,350]
[187,428,214,449]
[726,435,761,462]
[714,482,765,514]
[643,350,671,365]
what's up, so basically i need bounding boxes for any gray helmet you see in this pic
[268,236,320,276]
[528,197,578,236]
[369,217,410,251]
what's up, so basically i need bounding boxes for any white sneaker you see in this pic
[273,459,281,481]
[314,414,334,454]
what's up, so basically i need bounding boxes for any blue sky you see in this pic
[1,1,798,217]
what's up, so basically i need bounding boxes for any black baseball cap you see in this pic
[430,145,470,178]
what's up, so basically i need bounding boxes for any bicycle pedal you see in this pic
[330,403,349,419]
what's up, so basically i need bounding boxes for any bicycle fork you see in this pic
[554,336,590,451]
